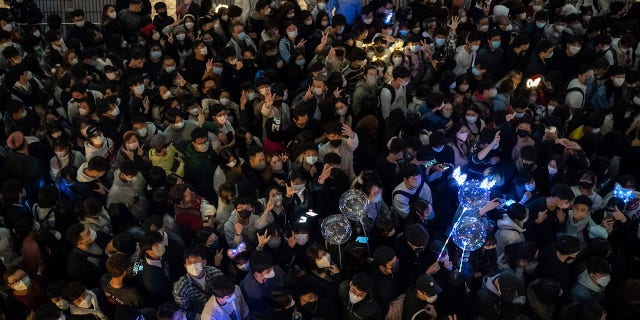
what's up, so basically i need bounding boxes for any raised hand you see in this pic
[285,231,297,248]
[341,124,355,138]
[535,209,548,224]
[327,46,336,60]
[137,144,145,157]
[257,230,272,248]
[449,16,460,32]
[206,58,213,73]
[303,85,313,101]
[296,39,307,49]
[214,248,224,266]
[318,164,332,184]
[333,87,343,98]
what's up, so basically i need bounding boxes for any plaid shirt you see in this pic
[173,266,224,320]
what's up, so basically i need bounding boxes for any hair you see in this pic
[138,231,163,253]
[87,156,109,172]
[211,275,236,297]
[191,127,208,142]
[81,197,103,218]
[119,160,139,177]
[401,164,420,179]
[392,65,410,80]
[249,251,274,274]
[62,281,85,301]
[573,195,593,209]
[65,223,86,246]
[404,224,430,247]
[550,184,575,201]
[183,246,206,262]
[106,253,130,278]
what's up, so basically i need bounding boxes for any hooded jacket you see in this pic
[149,144,185,177]
[338,280,383,320]
[495,214,526,257]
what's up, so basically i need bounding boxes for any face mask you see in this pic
[110,107,121,117]
[321,20,329,27]
[136,127,148,137]
[164,65,176,73]
[237,32,247,40]
[176,33,186,41]
[349,292,365,304]
[173,121,185,130]
[272,194,283,206]
[425,294,438,303]
[569,46,581,55]
[286,13,295,19]
[227,160,237,168]
[457,132,469,141]
[554,25,566,32]
[151,50,162,59]
[528,95,538,104]
[287,30,298,39]
[106,72,117,80]
[505,24,513,31]
[596,275,610,287]
[239,262,249,271]
[254,161,266,170]
[77,293,92,309]
[134,85,145,95]
[195,141,210,152]
[153,244,166,257]
[259,87,269,96]
[412,28,421,34]
[410,45,421,53]
[337,27,345,34]
[91,135,104,146]
[305,156,318,165]
[296,59,306,67]
[238,209,253,219]
[185,22,195,29]
[12,276,30,291]
[336,107,348,116]
[536,22,546,29]
[392,56,403,65]
[268,237,281,248]
[514,112,525,119]
[490,88,498,97]
[533,5,542,11]
[75,20,85,28]
[633,96,640,106]
[432,146,444,152]
[613,77,625,87]
[399,30,409,37]
[591,128,600,134]
[213,67,223,74]
[247,92,256,100]
[548,165,558,175]
[126,142,139,151]
[70,58,79,65]
[330,139,342,148]
[449,81,457,90]
[264,268,276,278]
[491,40,501,49]
[152,32,161,41]
[186,262,203,277]
[293,184,306,194]
[434,38,446,47]
[472,67,482,76]
[524,182,535,191]
[302,300,318,313]
[517,129,530,138]
[479,25,489,32]
[466,116,478,124]
[366,75,378,86]
[316,253,331,268]
[547,51,554,59]
[199,47,208,55]
[55,298,70,310]
[471,44,480,52]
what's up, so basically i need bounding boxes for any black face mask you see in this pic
[238,209,252,219]
[329,139,342,147]
[578,181,594,189]
[301,301,318,314]
[335,49,345,57]
[517,130,530,138]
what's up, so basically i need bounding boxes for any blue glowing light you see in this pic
[613,183,635,204]
[451,216,487,252]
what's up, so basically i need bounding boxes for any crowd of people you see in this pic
[0,0,640,319]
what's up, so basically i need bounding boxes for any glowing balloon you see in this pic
[321,214,352,245]
[339,189,369,221]
[452,216,487,251]
[458,180,490,210]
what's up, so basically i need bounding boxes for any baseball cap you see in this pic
[416,274,443,296]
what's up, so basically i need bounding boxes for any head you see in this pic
[183,246,207,278]
[550,184,574,209]
[249,251,276,283]
[401,164,422,190]
[571,195,592,222]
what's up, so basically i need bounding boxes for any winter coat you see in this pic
[495,214,526,257]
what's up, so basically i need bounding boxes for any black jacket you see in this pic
[338,280,383,320]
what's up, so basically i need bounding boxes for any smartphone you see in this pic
[605,209,614,219]
[356,236,368,244]
[439,163,451,171]
[504,199,516,207]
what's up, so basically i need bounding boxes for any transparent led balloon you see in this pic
[339,189,369,221]
[321,214,352,245]
[452,216,487,252]
[458,180,490,210]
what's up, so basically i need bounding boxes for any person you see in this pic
[62,281,110,320]
[370,246,402,317]
[318,121,358,180]
[476,271,522,320]
[535,235,581,291]
[402,274,443,320]
[172,246,224,320]
[239,251,286,316]
[570,257,611,302]
[139,231,174,307]
[524,184,574,247]
[4,266,49,312]
[65,223,109,289]
[392,164,434,220]
[495,203,528,257]
[338,272,382,320]
[200,275,250,320]
[101,253,147,309]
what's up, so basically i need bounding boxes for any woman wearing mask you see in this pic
[462,105,485,138]
[100,4,122,42]
[447,122,472,168]
[298,243,342,299]
[452,75,472,108]
[115,131,147,168]
[571,171,604,211]
[213,149,245,194]
[279,21,304,66]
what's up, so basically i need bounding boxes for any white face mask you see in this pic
[317,2,326,10]
[185,22,195,29]
[349,292,365,304]
[316,253,331,269]
[12,276,30,291]
[596,275,611,287]
[634,96,640,106]
[392,56,403,65]
[295,233,309,246]
[75,20,85,28]
[305,156,318,165]
[264,268,276,279]
[548,165,558,175]
[195,141,210,152]
[466,116,478,124]
[457,132,469,141]
[136,127,148,137]
[55,298,70,310]
[126,142,138,151]
[219,98,230,105]
[612,77,625,87]
[312,87,324,96]
[78,108,89,116]
[176,33,186,41]
[77,292,93,309]
[108,11,117,19]
[227,160,237,168]
[186,262,203,277]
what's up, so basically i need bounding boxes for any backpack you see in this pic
[380,83,396,105]
[391,182,425,227]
